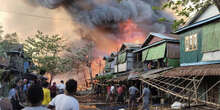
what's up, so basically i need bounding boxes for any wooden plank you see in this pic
[140,79,220,107]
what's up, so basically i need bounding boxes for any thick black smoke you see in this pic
[35,0,173,33]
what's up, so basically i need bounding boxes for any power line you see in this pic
[0,9,75,22]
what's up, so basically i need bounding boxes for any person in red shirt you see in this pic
[116,83,124,103]
[106,84,111,103]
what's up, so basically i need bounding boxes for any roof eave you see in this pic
[133,39,179,53]
[175,14,220,34]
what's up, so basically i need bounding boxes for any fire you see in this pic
[118,19,146,44]
[91,19,146,75]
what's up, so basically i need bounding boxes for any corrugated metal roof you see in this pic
[123,43,141,48]
[133,40,179,53]
[163,64,220,77]
[141,32,179,48]
[175,14,220,34]
[141,67,173,79]
[150,32,178,40]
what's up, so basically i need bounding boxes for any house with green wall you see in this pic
[133,32,180,71]
[169,5,220,105]
[176,5,220,66]
[114,43,141,73]
[103,52,116,74]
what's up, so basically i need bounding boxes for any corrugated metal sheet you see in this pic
[175,14,220,34]
[163,64,220,77]
[141,67,173,79]
[167,43,180,59]
[202,22,220,52]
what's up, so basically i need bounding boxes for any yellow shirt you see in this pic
[42,88,51,106]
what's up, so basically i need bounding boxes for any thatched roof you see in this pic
[163,64,220,77]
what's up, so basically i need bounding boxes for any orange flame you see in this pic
[91,19,146,75]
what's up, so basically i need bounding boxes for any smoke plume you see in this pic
[36,0,173,32]
[32,0,174,55]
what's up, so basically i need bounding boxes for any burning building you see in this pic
[1,0,175,87]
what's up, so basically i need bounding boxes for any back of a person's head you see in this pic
[143,83,148,88]
[65,79,77,93]
[11,84,16,89]
[27,85,43,105]
[42,81,49,88]
[61,80,64,84]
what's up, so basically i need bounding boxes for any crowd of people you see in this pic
[0,78,79,110]
[96,82,151,110]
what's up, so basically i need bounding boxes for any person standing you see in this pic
[9,83,24,110]
[22,85,49,110]
[49,82,57,99]
[110,84,116,102]
[42,82,51,106]
[48,79,79,110]
[106,84,111,103]
[138,83,151,110]
[57,80,65,94]
[128,84,139,110]
[116,84,124,103]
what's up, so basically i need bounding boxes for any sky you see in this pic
[0,0,80,42]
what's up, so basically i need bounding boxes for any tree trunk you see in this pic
[214,0,220,11]
[49,73,54,85]
[88,66,93,88]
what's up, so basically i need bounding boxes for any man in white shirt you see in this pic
[48,79,79,110]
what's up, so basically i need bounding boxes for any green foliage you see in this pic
[157,18,167,22]
[172,19,185,30]
[0,32,20,57]
[24,31,65,74]
[96,74,113,81]
[162,0,214,30]
[65,41,95,70]
[152,6,161,10]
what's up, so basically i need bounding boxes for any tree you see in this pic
[24,31,64,83]
[0,32,19,56]
[163,0,220,30]
[64,39,95,87]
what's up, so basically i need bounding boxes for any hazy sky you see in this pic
[0,0,80,42]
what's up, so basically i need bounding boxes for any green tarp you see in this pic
[142,43,166,61]
[117,52,126,64]
[202,22,220,52]
[105,62,111,69]
[142,49,149,62]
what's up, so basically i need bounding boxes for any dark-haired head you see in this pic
[27,85,44,106]
[65,79,77,94]
[61,80,64,83]
[42,81,49,88]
